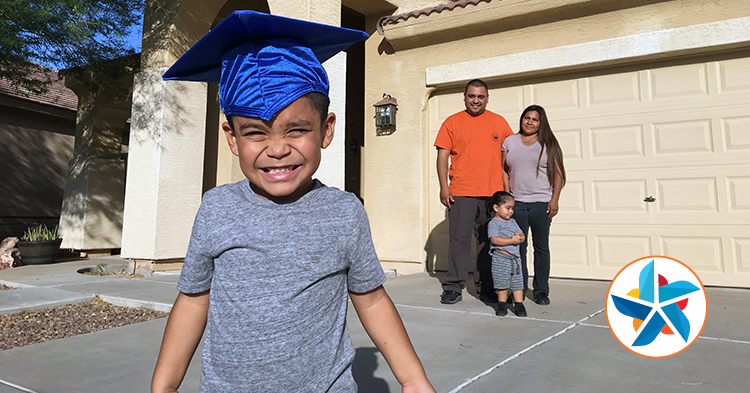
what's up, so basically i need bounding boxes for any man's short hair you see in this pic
[464,79,488,94]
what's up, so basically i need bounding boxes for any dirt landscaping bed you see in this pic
[0,296,169,350]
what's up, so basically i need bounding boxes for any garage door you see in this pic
[427,54,750,288]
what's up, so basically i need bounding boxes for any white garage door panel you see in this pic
[724,116,750,150]
[554,107,749,170]
[427,55,750,287]
[550,225,750,287]
[558,165,750,226]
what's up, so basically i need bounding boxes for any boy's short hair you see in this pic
[303,91,330,127]
[491,190,514,207]
[228,92,330,132]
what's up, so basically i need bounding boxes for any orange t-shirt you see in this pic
[434,110,514,197]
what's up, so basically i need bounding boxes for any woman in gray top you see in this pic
[501,105,566,305]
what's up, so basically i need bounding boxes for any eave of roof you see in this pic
[0,69,77,112]
[377,0,492,34]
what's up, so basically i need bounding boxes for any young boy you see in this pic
[151,11,434,393]
[487,191,527,317]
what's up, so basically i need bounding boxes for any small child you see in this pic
[151,11,434,393]
[487,191,527,317]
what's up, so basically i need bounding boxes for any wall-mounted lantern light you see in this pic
[373,94,398,131]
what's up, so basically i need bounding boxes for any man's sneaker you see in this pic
[513,303,527,317]
[495,303,508,316]
[441,290,462,304]
[534,293,550,305]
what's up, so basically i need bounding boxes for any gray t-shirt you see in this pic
[502,134,553,203]
[487,217,522,257]
[178,179,386,392]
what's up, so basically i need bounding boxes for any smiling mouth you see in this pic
[263,165,299,174]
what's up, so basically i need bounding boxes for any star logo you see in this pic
[606,256,707,358]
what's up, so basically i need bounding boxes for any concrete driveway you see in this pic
[1,258,748,392]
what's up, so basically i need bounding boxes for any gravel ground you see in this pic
[0,296,169,350]
[0,284,14,290]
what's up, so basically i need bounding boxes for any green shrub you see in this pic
[21,225,61,242]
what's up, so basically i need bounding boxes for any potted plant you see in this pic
[17,225,63,265]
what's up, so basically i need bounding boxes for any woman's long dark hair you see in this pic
[519,105,566,189]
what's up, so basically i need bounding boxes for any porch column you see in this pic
[120,69,207,269]
[58,79,130,253]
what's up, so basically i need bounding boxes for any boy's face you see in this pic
[222,97,335,200]
[493,199,515,221]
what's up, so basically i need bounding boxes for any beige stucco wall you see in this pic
[362,0,750,273]
[0,102,75,239]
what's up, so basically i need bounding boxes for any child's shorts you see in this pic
[491,251,524,292]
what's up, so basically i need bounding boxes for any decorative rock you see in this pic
[134,264,153,277]
[0,237,22,269]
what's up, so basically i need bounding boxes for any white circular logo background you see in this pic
[606,256,707,358]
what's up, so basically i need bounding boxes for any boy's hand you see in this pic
[403,380,437,393]
[512,232,525,244]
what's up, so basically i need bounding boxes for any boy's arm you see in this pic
[152,291,210,393]
[489,232,524,246]
[350,286,436,393]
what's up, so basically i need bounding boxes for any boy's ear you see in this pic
[320,113,336,149]
[222,121,240,157]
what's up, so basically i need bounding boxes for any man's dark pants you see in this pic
[442,196,493,295]
[512,201,551,298]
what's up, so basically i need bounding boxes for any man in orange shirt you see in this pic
[435,79,514,304]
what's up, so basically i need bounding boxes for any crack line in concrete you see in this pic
[698,336,750,345]
[574,323,750,345]
[579,322,609,328]
[447,308,605,393]
[393,304,574,325]
[0,378,40,393]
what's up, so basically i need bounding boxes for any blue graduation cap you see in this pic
[162,10,369,120]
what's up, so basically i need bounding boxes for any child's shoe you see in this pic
[495,303,507,316]
[513,302,527,317]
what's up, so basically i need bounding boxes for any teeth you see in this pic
[266,167,294,174]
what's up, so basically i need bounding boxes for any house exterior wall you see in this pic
[0,97,75,239]
[362,0,750,281]
[124,0,750,284]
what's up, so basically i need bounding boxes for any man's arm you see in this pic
[152,291,210,393]
[350,286,435,393]
[436,148,453,207]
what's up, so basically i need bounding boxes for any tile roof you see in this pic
[0,68,77,112]
[377,0,492,34]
